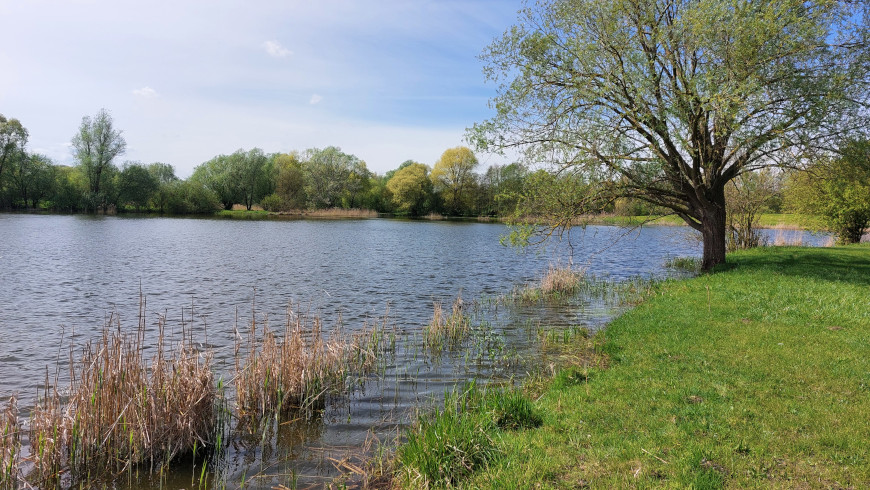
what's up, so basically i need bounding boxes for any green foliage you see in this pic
[785,139,870,244]
[272,152,306,210]
[502,169,610,247]
[118,162,159,211]
[471,0,870,268]
[431,146,478,216]
[0,114,29,208]
[385,162,433,216]
[302,146,371,209]
[71,108,126,211]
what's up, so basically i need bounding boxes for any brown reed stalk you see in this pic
[540,264,582,295]
[423,295,470,350]
[28,312,218,487]
[1,395,20,487]
[234,306,383,425]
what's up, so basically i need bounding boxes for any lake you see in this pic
[0,214,828,487]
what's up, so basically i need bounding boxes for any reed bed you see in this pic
[1,396,20,487]
[292,208,378,219]
[28,312,218,487]
[234,307,386,424]
[423,296,470,351]
[515,265,584,304]
[772,225,806,246]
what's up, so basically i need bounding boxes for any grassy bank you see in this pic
[397,245,870,488]
[589,213,827,231]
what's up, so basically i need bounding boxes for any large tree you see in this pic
[431,146,479,216]
[386,162,433,216]
[72,109,126,211]
[471,0,869,269]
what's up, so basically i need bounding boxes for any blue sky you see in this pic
[0,0,522,177]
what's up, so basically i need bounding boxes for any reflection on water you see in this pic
[0,214,829,488]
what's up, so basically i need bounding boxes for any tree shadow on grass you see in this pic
[724,245,870,287]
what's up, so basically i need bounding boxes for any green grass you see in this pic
[396,384,543,488]
[214,209,271,219]
[588,213,828,231]
[455,245,870,489]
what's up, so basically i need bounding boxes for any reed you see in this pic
[28,311,218,487]
[1,395,20,487]
[423,295,470,351]
[515,264,584,304]
[234,306,384,424]
[293,207,378,218]
[772,225,806,246]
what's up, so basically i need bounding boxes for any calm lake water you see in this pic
[0,214,828,487]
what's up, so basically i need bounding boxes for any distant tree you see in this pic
[233,148,270,211]
[191,154,237,210]
[9,153,56,209]
[163,180,220,214]
[147,162,178,185]
[342,160,372,208]
[786,139,870,244]
[303,147,362,209]
[386,162,433,216]
[51,166,87,212]
[471,0,870,269]
[271,152,307,210]
[0,114,28,182]
[118,162,159,211]
[431,146,478,215]
[71,109,126,211]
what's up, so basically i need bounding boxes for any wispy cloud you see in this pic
[309,94,323,105]
[262,40,292,58]
[132,86,158,98]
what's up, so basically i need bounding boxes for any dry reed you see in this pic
[28,310,217,487]
[1,395,20,487]
[540,265,582,295]
[773,226,805,246]
[423,295,470,350]
[296,208,378,218]
[234,306,384,424]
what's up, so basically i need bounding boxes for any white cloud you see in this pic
[262,40,292,58]
[132,86,158,98]
[309,94,323,105]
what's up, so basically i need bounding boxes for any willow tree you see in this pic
[471,0,869,269]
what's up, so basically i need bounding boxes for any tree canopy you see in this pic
[472,0,870,269]
[72,109,126,211]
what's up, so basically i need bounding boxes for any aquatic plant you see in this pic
[515,264,584,304]
[234,306,386,425]
[423,295,470,351]
[664,256,702,273]
[397,385,499,488]
[0,395,20,487]
[28,311,218,487]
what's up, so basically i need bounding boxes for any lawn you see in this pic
[458,245,870,489]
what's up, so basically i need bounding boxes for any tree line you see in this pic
[1,108,866,244]
[0,109,533,217]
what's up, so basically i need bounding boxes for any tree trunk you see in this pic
[700,197,728,271]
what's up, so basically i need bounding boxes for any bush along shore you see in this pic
[392,245,870,488]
